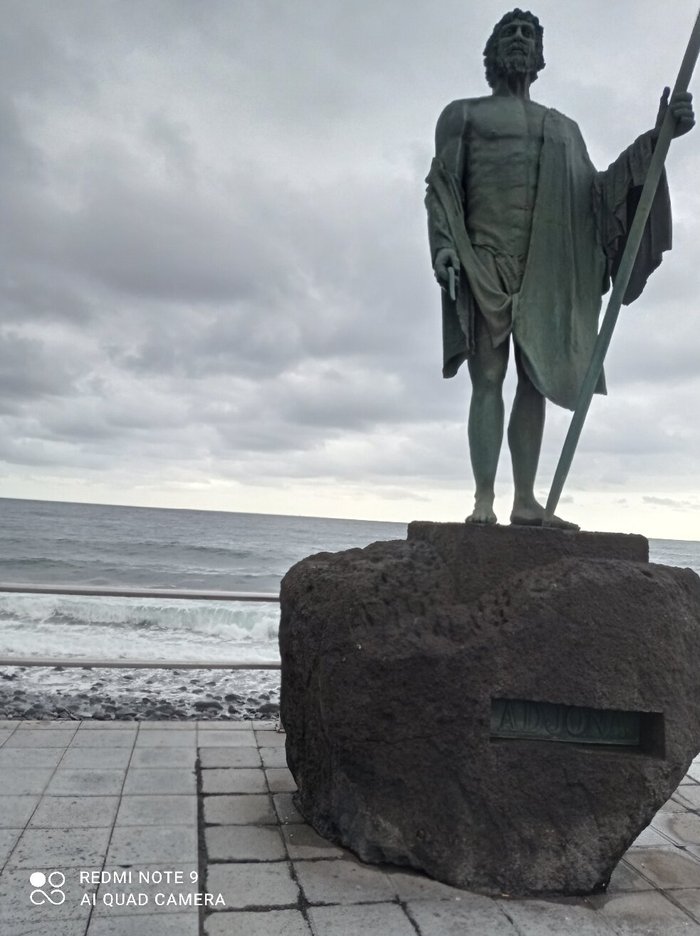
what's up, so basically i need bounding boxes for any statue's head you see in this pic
[483,9,545,89]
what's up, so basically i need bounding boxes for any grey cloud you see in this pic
[643,496,700,510]
[0,0,698,516]
[0,330,82,405]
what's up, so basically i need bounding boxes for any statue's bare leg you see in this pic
[508,348,579,530]
[466,317,509,524]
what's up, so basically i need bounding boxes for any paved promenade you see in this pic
[1,719,700,935]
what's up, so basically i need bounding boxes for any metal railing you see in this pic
[0,583,281,670]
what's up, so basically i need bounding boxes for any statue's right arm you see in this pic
[426,100,469,288]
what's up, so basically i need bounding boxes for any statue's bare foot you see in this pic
[466,504,498,525]
[510,504,579,532]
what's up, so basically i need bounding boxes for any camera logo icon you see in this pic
[29,871,66,905]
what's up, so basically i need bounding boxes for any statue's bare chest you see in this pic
[466,98,545,163]
[464,98,547,256]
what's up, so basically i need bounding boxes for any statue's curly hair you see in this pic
[483,9,545,89]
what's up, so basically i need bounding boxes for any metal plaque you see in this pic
[490,698,641,746]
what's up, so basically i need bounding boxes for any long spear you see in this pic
[544,9,700,523]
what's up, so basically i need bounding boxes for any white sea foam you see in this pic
[0,594,280,662]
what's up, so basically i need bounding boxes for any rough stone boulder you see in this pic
[279,523,700,896]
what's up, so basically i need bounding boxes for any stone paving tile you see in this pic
[654,813,700,847]
[129,746,196,767]
[265,767,296,793]
[198,721,255,730]
[207,861,299,909]
[69,730,135,748]
[0,796,40,828]
[310,902,418,936]
[19,721,78,729]
[260,746,288,768]
[133,730,196,748]
[28,795,119,829]
[0,828,22,865]
[675,787,700,809]
[631,824,676,847]
[94,863,199,916]
[385,867,470,902]
[106,825,198,865]
[0,768,55,795]
[294,857,397,905]
[0,864,99,923]
[3,921,89,936]
[606,859,656,893]
[194,730,257,748]
[254,729,286,747]
[406,896,518,935]
[500,898,618,935]
[594,890,700,934]
[7,827,111,870]
[87,914,198,935]
[0,748,65,769]
[201,768,267,794]
[0,730,14,745]
[122,767,195,794]
[60,748,132,769]
[137,721,196,729]
[625,847,700,889]
[78,721,140,730]
[205,825,286,861]
[203,793,276,826]
[115,794,197,826]
[5,731,73,749]
[658,796,697,815]
[0,719,20,729]
[672,888,700,922]
[273,792,303,825]
[204,908,311,936]
[282,823,346,860]
[199,746,261,768]
[46,769,126,796]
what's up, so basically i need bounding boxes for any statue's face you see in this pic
[494,17,538,76]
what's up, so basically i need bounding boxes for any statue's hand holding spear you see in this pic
[654,87,695,137]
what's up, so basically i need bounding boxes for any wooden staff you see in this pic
[545,8,700,523]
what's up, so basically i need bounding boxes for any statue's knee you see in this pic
[474,363,507,393]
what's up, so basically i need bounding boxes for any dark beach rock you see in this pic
[0,664,281,722]
[194,700,223,712]
[280,523,700,896]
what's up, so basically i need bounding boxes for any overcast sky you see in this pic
[2,0,699,538]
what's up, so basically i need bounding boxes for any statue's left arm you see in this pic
[595,90,695,304]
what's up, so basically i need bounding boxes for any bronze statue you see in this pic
[425,9,694,528]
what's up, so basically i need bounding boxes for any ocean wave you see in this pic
[0,594,280,657]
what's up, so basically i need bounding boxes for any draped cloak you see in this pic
[425,104,672,410]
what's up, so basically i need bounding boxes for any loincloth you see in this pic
[471,245,526,348]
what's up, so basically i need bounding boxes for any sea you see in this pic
[0,498,407,717]
[0,497,408,666]
[0,497,698,718]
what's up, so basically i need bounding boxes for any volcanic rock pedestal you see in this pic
[279,523,700,896]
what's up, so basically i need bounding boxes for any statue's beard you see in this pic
[495,50,533,79]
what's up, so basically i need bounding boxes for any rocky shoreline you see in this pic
[0,665,280,721]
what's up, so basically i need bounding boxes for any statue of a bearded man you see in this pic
[425,9,694,528]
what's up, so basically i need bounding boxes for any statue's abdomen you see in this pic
[465,102,544,264]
